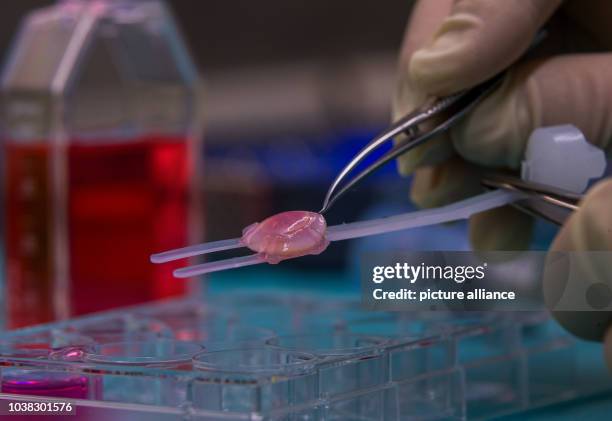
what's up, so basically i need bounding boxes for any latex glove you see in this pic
[545,178,612,344]
[393,1,612,346]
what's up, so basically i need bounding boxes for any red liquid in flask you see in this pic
[5,136,191,327]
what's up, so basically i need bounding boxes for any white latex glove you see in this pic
[393,0,612,354]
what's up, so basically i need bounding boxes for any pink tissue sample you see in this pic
[241,211,329,263]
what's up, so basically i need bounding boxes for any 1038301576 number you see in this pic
[4,401,75,415]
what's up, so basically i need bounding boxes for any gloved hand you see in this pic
[393,0,612,355]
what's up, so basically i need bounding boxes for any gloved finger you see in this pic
[449,53,612,170]
[394,0,455,175]
[543,178,612,341]
[409,157,483,208]
[409,0,562,96]
[396,134,454,176]
[469,206,534,251]
[395,0,565,175]
[394,0,455,117]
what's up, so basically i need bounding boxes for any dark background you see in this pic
[0,0,412,70]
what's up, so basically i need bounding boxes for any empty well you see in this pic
[84,339,203,368]
[267,333,389,397]
[192,348,318,412]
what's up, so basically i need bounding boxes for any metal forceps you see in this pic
[481,174,581,226]
[319,78,583,226]
[320,32,547,215]
[320,78,502,213]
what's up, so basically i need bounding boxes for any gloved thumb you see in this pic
[543,178,612,342]
[409,0,561,96]
[394,0,562,175]
[447,54,612,170]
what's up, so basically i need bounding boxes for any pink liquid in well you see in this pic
[241,211,329,263]
[1,371,89,399]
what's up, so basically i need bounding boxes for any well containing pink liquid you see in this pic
[1,371,89,399]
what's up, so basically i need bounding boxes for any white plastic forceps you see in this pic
[151,125,605,278]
